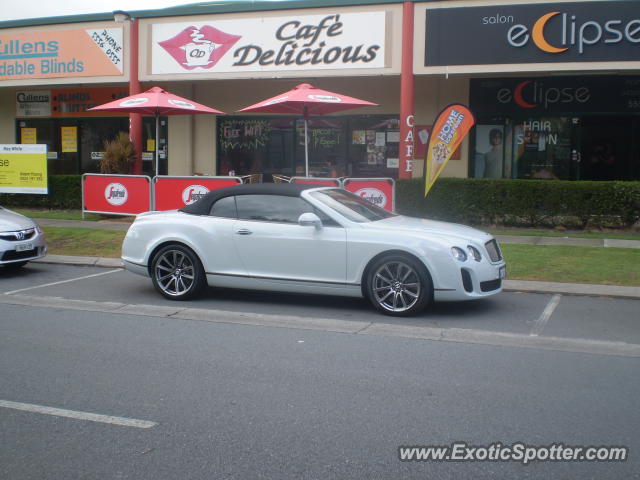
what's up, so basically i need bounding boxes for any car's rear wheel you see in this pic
[151,244,205,300]
[366,254,431,316]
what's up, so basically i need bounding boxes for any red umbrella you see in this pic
[89,86,224,176]
[237,83,376,176]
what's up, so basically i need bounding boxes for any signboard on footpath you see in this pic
[82,174,152,216]
[0,26,124,83]
[0,144,48,194]
[151,11,386,75]
[153,176,242,211]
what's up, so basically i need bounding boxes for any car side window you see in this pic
[235,194,339,226]
[209,196,237,218]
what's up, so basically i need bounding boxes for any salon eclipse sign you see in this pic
[425,1,640,67]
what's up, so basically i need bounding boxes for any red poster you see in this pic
[343,178,395,212]
[154,176,241,211]
[83,174,152,216]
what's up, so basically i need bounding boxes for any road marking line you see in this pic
[4,269,122,295]
[0,399,157,429]
[530,294,562,336]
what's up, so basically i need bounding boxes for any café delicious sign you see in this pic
[151,12,386,74]
[425,1,640,66]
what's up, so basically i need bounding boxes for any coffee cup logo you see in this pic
[182,42,216,66]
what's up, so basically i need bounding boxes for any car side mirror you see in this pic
[298,212,323,230]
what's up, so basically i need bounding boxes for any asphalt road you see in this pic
[1,263,639,479]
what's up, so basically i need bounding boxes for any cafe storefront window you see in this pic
[217,115,400,179]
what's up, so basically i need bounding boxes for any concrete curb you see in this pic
[503,280,640,300]
[31,255,640,300]
[33,255,122,268]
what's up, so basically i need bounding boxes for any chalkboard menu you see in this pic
[219,119,271,153]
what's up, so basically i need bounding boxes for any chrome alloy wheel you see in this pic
[154,249,196,297]
[372,260,421,313]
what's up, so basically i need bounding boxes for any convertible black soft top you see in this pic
[179,182,323,215]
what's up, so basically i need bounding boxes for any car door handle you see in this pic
[235,228,252,235]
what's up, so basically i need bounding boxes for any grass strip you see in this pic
[42,226,125,258]
[501,244,640,286]
[488,229,640,240]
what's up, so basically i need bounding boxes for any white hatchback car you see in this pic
[0,206,47,269]
[122,184,506,316]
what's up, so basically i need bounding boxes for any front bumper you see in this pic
[0,234,47,265]
[434,260,506,302]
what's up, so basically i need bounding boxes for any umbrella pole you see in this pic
[303,106,309,177]
[155,115,160,176]
[304,118,309,177]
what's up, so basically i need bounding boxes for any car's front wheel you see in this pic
[150,244,205,300]
[366,254,432,316]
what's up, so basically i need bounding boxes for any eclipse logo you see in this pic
[497,80,590,109]
[507,11,640,54]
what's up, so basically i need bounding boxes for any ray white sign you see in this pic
[151,11,386,75]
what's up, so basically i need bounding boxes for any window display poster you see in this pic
[61,126,78,153]
[352,130,366,145]
[0,144,48,194]
[21,128,37,144]
[386,131,400,143]
[375,132,386,147]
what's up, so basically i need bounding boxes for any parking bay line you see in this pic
[3,268,122,295]
[530,294,562,336]
[0,399,157,429]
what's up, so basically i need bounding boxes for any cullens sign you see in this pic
[152,12,386,74]
[425,1,640,66]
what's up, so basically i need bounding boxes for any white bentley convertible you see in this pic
[122,184,505,316]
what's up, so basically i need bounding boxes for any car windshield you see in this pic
[310,189,396,223]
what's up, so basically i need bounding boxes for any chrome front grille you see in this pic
[484,239,502,262]
[0,228,36,242]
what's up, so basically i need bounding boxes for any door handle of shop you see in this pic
[235,228,252,235]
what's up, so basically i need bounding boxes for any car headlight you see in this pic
[36,226,43,234]
[467,245,482,262]
[451,246,467,262]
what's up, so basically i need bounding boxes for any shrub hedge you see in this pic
[0,175,82,209]
[396,178,640,229]
[1,175,639,229]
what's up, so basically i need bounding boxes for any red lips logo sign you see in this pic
[159,26,241,70]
